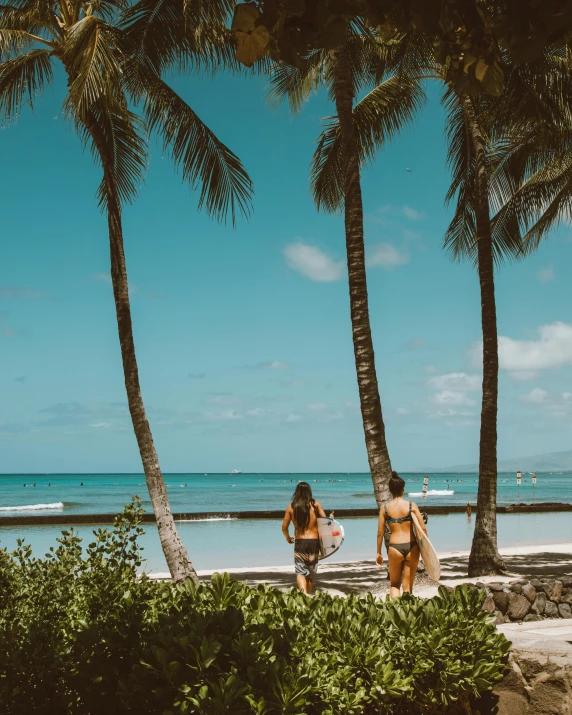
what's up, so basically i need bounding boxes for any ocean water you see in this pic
[0,471,569,516]
[1,511,571,574]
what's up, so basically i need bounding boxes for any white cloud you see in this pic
[264,360,289,370]
[246,360,290,370]
[93,273,112,284]
[537,266,555,283]
[431,391,476,407]
[521,387,549,404]
[285,413,302,423]
[563,392,572,401]
[396,407,410,415]
[403,205,423,220]
[284,242,344,282]
[427,372,481,391]
[91,422,113,429]
[471,322,572,379]
[204,394,241,406]
[308,403,328,411]
[367,243,409,269]
[205,409,242,421]
[246,408,266,417]
[321,410,344,421]
[281,379,306,387]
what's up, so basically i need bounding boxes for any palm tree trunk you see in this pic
[331,45,392,506]
[83,113,198,583]
[463,95,505,577]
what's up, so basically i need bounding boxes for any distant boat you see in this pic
[230,469,242,475]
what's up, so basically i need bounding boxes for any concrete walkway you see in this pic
[498,619,572,654]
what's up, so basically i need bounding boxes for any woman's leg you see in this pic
[402,545,420,594]
[388,547,405,599]
[296,574,308,592]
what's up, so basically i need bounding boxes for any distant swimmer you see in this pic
[80,482,83,486]
[406,168,413,172]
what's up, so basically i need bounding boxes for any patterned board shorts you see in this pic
[294,539,321,577]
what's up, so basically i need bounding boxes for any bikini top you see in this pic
[384,500,412,524]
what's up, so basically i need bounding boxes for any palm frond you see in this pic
[311,73,425,212]
[143,77,252,224]
[265,51,327,113]
[63,15,123,118]
[0,47,52,123]
[75,96,148,206]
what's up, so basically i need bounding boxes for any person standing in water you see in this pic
[466,502,472,518]
[282,482,326,594]
[376,471,427,598]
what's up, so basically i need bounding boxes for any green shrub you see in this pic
[0,501,509,714]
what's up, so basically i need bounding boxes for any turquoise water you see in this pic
[1,511,571,574]
[1,472,570,574]
[0,472,569,515]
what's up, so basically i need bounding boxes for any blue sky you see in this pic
[1,68,571,474]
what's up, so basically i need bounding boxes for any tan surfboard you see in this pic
[411,511,440,581]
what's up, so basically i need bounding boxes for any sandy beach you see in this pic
[149,542,572,598]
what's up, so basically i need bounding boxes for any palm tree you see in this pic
[0,0,252,582]
[267,31,424,505]
[443,51,571,575]
[309,37,569,574]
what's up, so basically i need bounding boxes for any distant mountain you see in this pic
[422,450,572,473]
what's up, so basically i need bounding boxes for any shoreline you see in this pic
[148,541,572,584]
[1,501,572,526]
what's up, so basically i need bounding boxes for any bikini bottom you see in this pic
[389,541,417,559]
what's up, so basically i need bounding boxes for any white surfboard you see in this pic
[411,511,440,581]
[317,516,345,560]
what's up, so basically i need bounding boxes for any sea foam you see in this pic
[0,502,64,512]
[408,490,455,496]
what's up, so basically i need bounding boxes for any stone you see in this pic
[495,610,507,625]
[493,590,510,614]
[530,578,542,589]
[508,593,531,620]
[511,583,524,594]
[558,603,572,619]
[523,614,543,622]
[488,581,506,592]
[509,579,529,585]
[540,581,563,602]
[482,594,495,614]
[545,601,559,618]
[561,589,572,605]
[531,592,547,615]
[561,576,572,589]
[522,582,537,603]
[475,581,486,590]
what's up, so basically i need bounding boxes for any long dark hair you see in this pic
[291,482,315,532]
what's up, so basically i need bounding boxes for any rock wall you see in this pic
[478,577,572,623]
[491,648,572,715]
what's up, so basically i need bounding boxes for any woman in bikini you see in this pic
[282,482,326,594]
[375,471,427,598]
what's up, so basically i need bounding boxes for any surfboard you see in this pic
[317,516,345,560]
[411,511,440,581]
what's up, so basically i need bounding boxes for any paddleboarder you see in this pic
[282,481,326,594]
[376,471,427,598]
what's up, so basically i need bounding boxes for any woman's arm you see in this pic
[315,501,326,517]
[376,508,385,566]
[282,506,294,544]
[412,502,427,535]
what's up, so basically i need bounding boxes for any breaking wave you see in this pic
[408,490,455,496]
[0,502,65,512]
